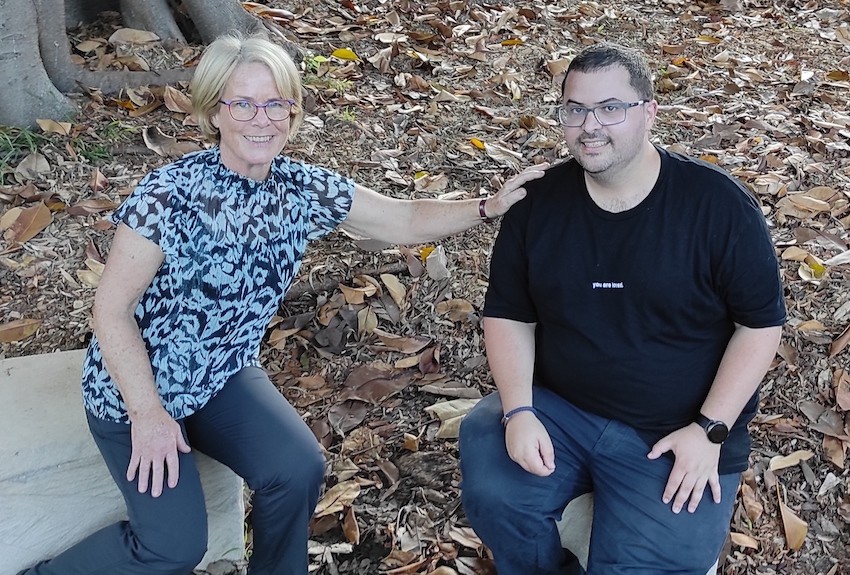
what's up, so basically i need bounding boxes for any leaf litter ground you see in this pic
[2,1,850,574]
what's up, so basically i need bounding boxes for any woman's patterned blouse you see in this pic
[81,147,355,423]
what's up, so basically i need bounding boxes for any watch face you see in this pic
[706,422,729,444]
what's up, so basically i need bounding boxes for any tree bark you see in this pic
[0,0,76,127]
[0,0,298,127]
[119,0,185,43]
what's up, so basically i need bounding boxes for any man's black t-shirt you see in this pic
[484,147,786,473]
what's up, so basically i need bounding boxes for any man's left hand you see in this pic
[647,423,721,514]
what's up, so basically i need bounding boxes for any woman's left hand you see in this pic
[483,163,550,219]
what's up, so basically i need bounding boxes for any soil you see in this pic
[2,1,850,574]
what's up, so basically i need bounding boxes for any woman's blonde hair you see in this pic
[191,33,303,140]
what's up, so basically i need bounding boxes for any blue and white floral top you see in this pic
[82,147,355,423]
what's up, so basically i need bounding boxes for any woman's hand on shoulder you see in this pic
[483,162,550,219]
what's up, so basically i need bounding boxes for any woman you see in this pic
[19,33,545,575]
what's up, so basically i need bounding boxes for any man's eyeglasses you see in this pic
[219,99,296,122]
[558,101,646,127]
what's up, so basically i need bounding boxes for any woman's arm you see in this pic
[340,164,547,245]
[93,223,190,497]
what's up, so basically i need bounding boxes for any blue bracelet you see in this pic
[501,405,537,427]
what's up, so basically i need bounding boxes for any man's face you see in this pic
[561,65,656,178]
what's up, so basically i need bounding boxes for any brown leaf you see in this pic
[66,198,117,216]
[141,126,201,158]
[830,323,850,357]
[3,202,52,244]
[327,400,369,435]
[403,432,419,452]
[376,459,400,484]
[297,374,327,390]
[419,345,441,375]
[730,532,759,550]
[339,283,377,305]
[342,505,360,544]
[341,375,412,404]
[424,398,479,439]
[85,238,104,263]
[0,318,42,342]
[36,118,73,136]
[740,481,763,523]
[436,298,476,322]
[309,418,333,449]
[372,328,430,354]
[776,486,807,551]
[108,28,160,45]
[769,450,815,471]
[380,273,406,309]
[314,479,361,518]
[823,436,847,469]
[88,168,109,192]
[163,85,193,114]
[834,369,850,412]
[15,152,50,180]
[343,364,394,388]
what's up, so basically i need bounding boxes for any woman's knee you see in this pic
[250,439,325,495]
[137,522,208,574]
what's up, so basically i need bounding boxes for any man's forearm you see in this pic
[699,324,782,426]
[483,317,537,412]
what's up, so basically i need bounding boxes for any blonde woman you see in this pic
[20,34,545,575]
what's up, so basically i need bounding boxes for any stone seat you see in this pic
[558,493,719,574]
[0,349,245,574]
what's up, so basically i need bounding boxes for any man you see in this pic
[459,43,785,575]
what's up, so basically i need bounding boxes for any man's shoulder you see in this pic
[660,147,757,204]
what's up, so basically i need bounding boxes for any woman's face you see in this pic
[212,62,291,180]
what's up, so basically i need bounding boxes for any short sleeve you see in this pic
[716,193,786,328]
[296,163,355,240]
[110,170,179,256]
[483,196,538,323]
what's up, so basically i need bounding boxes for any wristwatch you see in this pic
[695,413,729,444]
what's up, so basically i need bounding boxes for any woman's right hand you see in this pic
[126,407,191,497]
[504,411,556,477]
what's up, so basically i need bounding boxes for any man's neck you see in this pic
[584,143,661,213]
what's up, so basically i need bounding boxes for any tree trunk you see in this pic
[183,0,263,44]
[119,0,185,43]
[0,0,76,127]
[0,0,296,128]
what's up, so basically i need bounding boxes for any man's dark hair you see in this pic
[561,43,654,101]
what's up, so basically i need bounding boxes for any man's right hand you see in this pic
[126,407,191,497]
[504,411,556,477]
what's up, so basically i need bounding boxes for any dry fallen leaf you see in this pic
[435,298,476,322]
[342,505,360,545]
[0,318,42,343]
[142,126,201,158]
[314,479,361,518]
[108,28,160,45]
[776,486,808,551]
[15,152,51,180]
[769,450,815,471]
[424,398,479,439]
[163,85,193,114]
[66,198,117,216]
[339,283,377,305]
[834,369,850,412]
[830,323,850,357]
[730,532,759,550]
[3,201,52,244]
[36,118,73,136]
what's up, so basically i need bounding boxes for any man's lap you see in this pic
[459,388,737,573]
